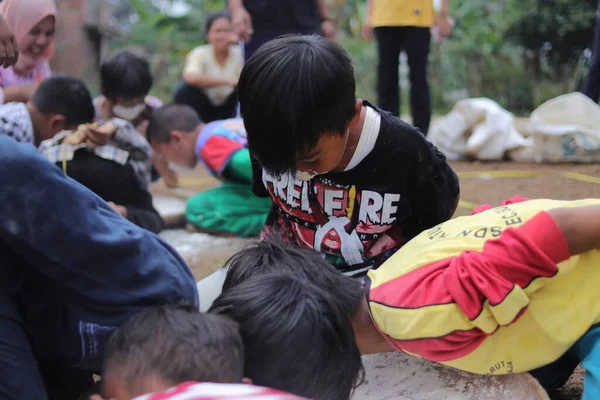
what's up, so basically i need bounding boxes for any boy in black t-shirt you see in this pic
[239,34,460,277]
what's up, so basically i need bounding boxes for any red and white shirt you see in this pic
[134,382,309,400]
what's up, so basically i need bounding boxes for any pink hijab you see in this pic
[0,0,58,76]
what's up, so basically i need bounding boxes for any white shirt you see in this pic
[183,45,243,106]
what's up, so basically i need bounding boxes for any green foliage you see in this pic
[504,0,596,66]
[111,0,228,100]
[108,0,598,115]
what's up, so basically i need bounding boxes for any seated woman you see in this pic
[174,10,242,123]
[0,0,57,104]
[95,50,178,187]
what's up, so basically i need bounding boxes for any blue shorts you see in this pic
[530,323,600,400]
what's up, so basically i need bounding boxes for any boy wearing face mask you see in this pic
[147,103,272,238]
[240,35,460,277]
[95,50,179,188]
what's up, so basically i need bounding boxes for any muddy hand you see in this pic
[0,15,18,68]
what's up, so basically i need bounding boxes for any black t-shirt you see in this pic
[243,0,321,35]
[252,102,460,276]
[59,151,164,233]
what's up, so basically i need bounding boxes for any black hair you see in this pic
[222,236,363,317]
[209,273,364,400]
[205,9,231,37]
[238,34,357,176]
[102,303,244,386]
[30,74,95,126]
[100,50,153,102]
[146,103,202,143]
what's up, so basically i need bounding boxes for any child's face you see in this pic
[111,97,147,122]
[295,129,349,179]
[27,103,72,145]
[21,16,55,59]
[207,17,233,50]
[152,131,197,170]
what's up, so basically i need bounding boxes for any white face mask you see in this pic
[112,104,146,121]
[168,162,196,173]
[295,170,321,182]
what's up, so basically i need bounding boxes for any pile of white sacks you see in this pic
[428,92,600,163]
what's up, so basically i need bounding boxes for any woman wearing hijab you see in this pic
[0,0,57,104]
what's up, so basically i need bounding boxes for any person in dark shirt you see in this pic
[239,35,460,277]
[39,119,164,233]
[229,0,335,61]
[584,1,600,103]
[0,135,198,400]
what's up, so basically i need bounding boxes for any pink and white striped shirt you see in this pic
[133,382,309,400]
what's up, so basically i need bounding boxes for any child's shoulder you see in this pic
[363,102,431,154]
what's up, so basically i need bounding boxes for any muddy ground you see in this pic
[152,159,600,400]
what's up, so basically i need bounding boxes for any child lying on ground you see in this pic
[212,197,600,400]
[0,73,94,145]
[238,34,460,277]
[90,304,307,400]
[147,104,272,237]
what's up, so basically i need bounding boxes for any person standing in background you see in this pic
[229,0,336,62]
[0,0,57,104]
[584,1,600,103]
[362,0,452,135]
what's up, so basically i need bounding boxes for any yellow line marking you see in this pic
[560,171,600,185]
[457,170,600,185]
[178,177,217,186]
[458,200,479,211]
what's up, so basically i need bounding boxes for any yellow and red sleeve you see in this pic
[366,211,571,362]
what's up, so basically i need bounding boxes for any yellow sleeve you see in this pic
[183,48,206,76]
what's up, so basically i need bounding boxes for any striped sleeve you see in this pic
[367,211,571,362]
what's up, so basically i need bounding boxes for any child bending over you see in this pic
[0,73,94,145]
[238,34,460,277]
[212,197,600,400]
[92,304,307,400]
[147,104,271,237]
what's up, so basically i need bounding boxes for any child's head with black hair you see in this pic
[146,103,203,168]
[222,236,363,317]
[205,10,234,51]
[100,50,153,122]
[238,34,362,179]
[27,73,95,145]
[100,303,244,400]
[209,272,365,400]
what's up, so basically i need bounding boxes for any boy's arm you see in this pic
[0,136,198,308]
[546,205,600,255]
[370,208,574,361]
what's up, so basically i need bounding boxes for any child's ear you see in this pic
[170,130,184,143]
[241,377,253,385]
[48,114,67,138]
[348,99,363,127]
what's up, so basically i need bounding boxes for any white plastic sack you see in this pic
[510,92,600,163]
[428,98,529,161]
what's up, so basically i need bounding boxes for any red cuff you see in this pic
[516,212,571,264]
